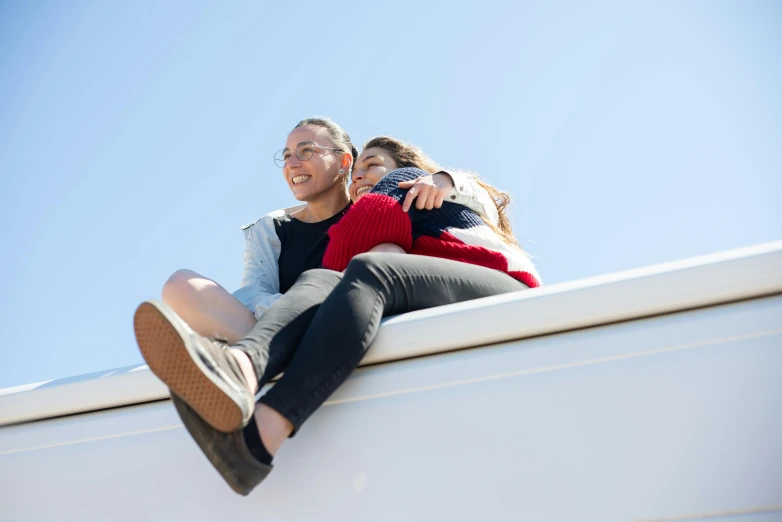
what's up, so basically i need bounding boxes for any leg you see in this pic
[232,269,344,391]
[257,253,528,451]
[230,269,344,456]
[136,268,345,494]
[162,269,255,345]
[136,268,343,432]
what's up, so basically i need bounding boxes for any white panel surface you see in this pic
[2,241,781,427]
[1,295,780,521]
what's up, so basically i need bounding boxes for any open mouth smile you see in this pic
[291,175,311,185]
[355,185,373,197]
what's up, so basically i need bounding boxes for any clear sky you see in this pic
[1,1,780,389]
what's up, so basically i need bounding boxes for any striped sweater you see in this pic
[323,168,541,288]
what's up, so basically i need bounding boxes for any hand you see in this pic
[398,173,454,212]
[368,243,406,254]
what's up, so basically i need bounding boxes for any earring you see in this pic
[339,169,345,174]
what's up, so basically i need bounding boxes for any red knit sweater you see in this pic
[323,168,541,288]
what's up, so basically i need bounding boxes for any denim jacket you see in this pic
[231,170,498,320]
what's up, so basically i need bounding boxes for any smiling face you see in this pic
[281,125,348,202]
[349,147,400,202]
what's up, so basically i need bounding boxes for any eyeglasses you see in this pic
[274,142,343,168]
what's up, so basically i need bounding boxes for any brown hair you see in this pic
[293,118,358,186]
[363,136,520,247]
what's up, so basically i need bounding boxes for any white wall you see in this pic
[1,294,780,521]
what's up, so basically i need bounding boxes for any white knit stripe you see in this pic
[446,224,541,283]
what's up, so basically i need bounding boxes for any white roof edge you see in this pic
[2,240,781,427]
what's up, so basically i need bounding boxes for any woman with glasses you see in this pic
[158,117,495,347]
[134,134,540,495]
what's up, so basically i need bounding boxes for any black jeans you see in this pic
[234,253,528,431]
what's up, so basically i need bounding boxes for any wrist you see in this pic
[432,171,455,190]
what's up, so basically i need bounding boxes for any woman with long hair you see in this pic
[134,136,540,495]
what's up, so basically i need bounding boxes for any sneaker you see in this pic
[171,393,271,496]
[134,300,254,433]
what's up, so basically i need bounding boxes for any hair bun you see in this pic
[293,117,357,165]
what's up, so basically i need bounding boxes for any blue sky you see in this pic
[1,1,780,389]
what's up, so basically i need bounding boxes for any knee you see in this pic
[344,253,390,283]
[161,269,203,306]
[293,268,344,292]
[297,268,338,283]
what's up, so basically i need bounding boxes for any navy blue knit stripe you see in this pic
[370,168,486,241]
[410,202,484,239]
[367,168,422,202]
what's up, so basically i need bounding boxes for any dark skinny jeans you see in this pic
[233,253,528,431]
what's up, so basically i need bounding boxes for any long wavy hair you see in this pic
[363,136,520,247]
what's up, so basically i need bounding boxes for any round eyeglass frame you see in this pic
[274,143,344,168]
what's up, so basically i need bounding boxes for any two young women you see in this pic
[159,119,494,346]
[134,118,541,495]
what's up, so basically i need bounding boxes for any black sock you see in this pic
[242,422,274,466]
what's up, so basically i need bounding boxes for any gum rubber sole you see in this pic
[172,395,271,496]
[134,302,244,433]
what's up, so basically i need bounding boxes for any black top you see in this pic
[274,205,351,293]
